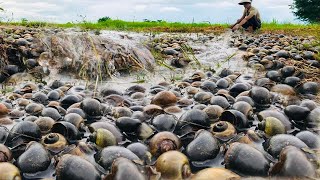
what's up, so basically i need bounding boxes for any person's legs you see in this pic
[241,16,261,31]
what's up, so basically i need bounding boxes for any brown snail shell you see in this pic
[211,121,236,141]
[225,142,270,176]
[151,91,177,107]
[105,157,145,180]
[0,144,12,162]
[232,101,254,119]
[155,151,191,180]
[143,104,164,118]
[34,117,55,135]
[41,133,68,154]
[0,162,21,180]
[56,154,100,180]
[164,106,182,114]
[203,105,224,122]
[270,146,316,177]
[25,103,43,116]
[63,113,85,130]
[149,131,181,157]
[191,168,240,180]
[270,84,296,96]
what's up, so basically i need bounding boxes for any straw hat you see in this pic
[239,0,251,5]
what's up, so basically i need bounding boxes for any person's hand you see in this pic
[232,24,240,31]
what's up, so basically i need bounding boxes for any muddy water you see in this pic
[40,30,250,93]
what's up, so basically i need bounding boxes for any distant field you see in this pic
[1,19,319,37]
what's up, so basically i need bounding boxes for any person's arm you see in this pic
[230,14,246,28]
[233,9,256,30]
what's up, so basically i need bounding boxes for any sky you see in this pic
[0,0,299,23]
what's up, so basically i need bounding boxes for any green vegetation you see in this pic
[291,0,320,23]
[0,18,319,38]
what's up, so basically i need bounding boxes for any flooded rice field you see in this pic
[0,27,319,179]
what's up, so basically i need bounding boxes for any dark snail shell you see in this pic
[0,162,21,180]
[284,76,301,87]
[88,121,123,143]
[249,87,271,109]
[186,130,220,161]
[232,101,254,119]
[95,146,140,171]
[51,122,81,143]
[284,105,310,121]
[225,142,270,176]
[210,96,230,109]
[229,83,251,97]
[16,141,51,174]
[220,110,249,130]
[191,168,240,180]
[263,134,308,158]
[300,82,320,95]
[66,108,87,119]
[0,144,12,162]
[63,113,85,130]
[266,70,282,82]
[116,117,141,133]
[41,107,62,121]
[32,92,48,105]
[56,154,100,180]
[300,99,318,111]
[178,109,210,128]
[216,78,230,89]
[200,81,217,93]
[296,131,320,149]
[127,143,152,164]
[306,108,320,129]
[60,95,80,109]
[25,103,43,116]
[106,157,145,180]
[80,98,102,120]
[211,121,237,141]
[5,121,41,158]
[151,114,176,132]
[194,92,212,104]
[155,151,191,180]
[149,131,181,157]
[280,66,295,78]
[235,96,255,107]
[89,129,117,148]
[270,146,316,177]
[47,90,61,101]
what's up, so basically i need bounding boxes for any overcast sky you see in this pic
[0,0,298,23]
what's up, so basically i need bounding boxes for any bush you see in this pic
[291,0,320,23]
[98,16,111,23]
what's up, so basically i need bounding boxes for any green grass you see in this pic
[0,19,228,33]
[0,19,319,37]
